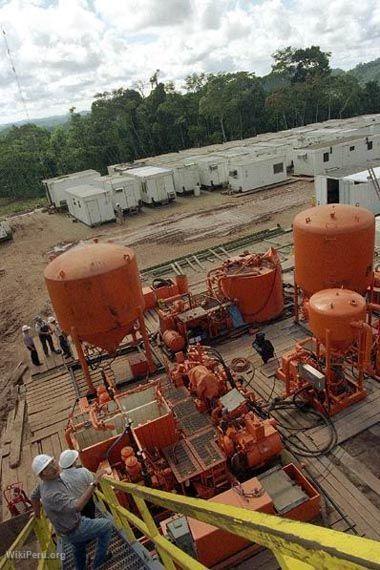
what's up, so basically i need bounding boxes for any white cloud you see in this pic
[0,0,378,123]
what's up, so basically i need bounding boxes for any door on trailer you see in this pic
[87,199,101,225]
[327,178,339,203]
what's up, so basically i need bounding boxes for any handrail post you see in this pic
[274,551,314,570]
[99,479,136,543]
[133,495,176,570]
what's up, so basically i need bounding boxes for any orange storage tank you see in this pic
[293,204,375,297]
[44,242,144,354]
[215,248,283,323]
[308,288,366,350]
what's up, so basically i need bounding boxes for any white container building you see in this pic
[186,155,228,188]
[124,166,176,205]
[42,170,101,208]
[66,185,115,226]
[228,155,287,193]
[93,175,142,213]
[293,135,380,176]
[166,160,201,195]
[315,165,380,215]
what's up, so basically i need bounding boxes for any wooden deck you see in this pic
[1,226,379,568]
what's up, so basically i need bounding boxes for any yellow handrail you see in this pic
[2,476,380,570]
[0,511,59,570]
[97,477,380,570]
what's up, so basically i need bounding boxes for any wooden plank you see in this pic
[9,399,26,469]
[41,436,55,458]
[51,433,63,457]
[31,419,68,443]
[331,447,380,497]
[29,408,72,433]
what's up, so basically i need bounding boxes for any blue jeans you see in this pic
[63,516,113,569]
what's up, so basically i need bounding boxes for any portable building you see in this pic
[186,155,228,188]
[92,175,142,213]
[124,166,176,205]
[228,155,287,193]
[66,185,115,226]
[315,164,380,215]
[42,170,101,208]
[293,135,380,176]
[165,161,201,194]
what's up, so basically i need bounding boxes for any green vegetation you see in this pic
[1,47,379,214]
[349,58,380,85]
[0,196,48,218]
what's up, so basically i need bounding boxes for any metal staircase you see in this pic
[368,167,380,201]
[1,475,380,569]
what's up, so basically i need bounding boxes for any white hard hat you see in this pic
[47,316,56,323]
[22,325,30,332]
[59,449,79,469]
[32,454,54,476]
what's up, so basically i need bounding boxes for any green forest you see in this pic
[1,46,379,207]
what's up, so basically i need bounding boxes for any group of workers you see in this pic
[31,450,112,569]
[22,315,72,366]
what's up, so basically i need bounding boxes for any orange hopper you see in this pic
[44,241,154,390]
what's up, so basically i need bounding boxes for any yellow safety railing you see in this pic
[2,476,380,570]
[96,477,380,570]
[0,511,60,570]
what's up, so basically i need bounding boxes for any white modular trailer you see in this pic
[315,165,380,215]
[66,185,115,226]
[228,155,287,193]
[42,170,101,208]
[166,161,201,194]
[94,175,142,212]
[293,135,380,176]
[186,155,228,188]
[124,166,176,205]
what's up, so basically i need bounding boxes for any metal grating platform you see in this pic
[60,512,160,569]
[161,383,189,405]
[187,428,225,469]
[163,440,204,482]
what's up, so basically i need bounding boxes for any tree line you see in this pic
[1,46,380,201]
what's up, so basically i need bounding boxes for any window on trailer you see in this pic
[273,162,284,174]
[327,178,339,203]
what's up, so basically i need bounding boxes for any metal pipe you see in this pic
[70,326,96,394]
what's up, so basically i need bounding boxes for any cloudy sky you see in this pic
[0,0,379,124]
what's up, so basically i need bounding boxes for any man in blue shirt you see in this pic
[31,454,112,569]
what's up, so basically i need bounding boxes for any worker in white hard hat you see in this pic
[114,202,124,225]
[59,449,96,518]
[21,325,42,366]
[34,316,60,357]
[30,455,112,569]
[47,316,72,358]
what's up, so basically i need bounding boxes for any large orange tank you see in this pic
[293,204,375,297]
[309,288,366,350]
[44,242,144,353]
[209,248,283,323]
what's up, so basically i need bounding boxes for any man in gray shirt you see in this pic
[31,454,112,569]
[59,449,96,518]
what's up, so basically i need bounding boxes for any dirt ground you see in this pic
[0,180,314,428]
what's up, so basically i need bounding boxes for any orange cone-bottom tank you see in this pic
[309,288,366,350]
[208,248,283,323]
[293,204,375,297]
[44,242,144,353]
